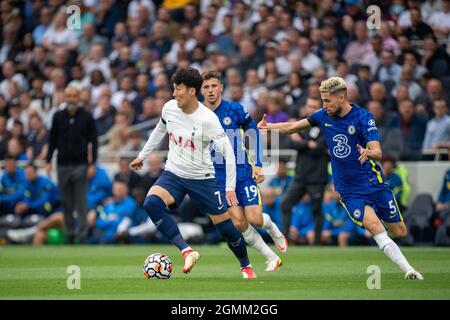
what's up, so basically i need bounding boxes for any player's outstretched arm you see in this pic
[130,118,167,170]
[257,114,311,134]
[356,141,382,164]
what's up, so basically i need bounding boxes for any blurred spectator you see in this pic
[416,78,449,117]
[436,169,450,215]
[111,75,137,109]
[90,180,138,244]
[78,23,109,59]
[114,156,143,195]
[368,100,403,159]
[13,162,59,218]
[269,159,293,196]
[422,99,450,151]
[376,49,402,91]
[427,0,450,38]
[96,0,121,39]
[42,8,79,52]
[321,185,353,247]
[402,49,427,82]
[381,154,405,213]
[369,81,395,112]
[0,23,21,65]
[32,7,52,46]
[1,60,29,100]
[421,34,450,80]
[235,38,263,79]
[265,93,289,124]
[0,156,26,215]
[120,130,145,155]
[389,99,428,160]
[297,36,321,74]
[87,164,112,213]
[393,65,424,102]
[26,114,48,161]
[343,21,373,69]
[7,137,28,161]
[0,115,9,159]
[94,96,116,137]
[141,153,164,192]
[289,194,315,245]
[403,7,434,42]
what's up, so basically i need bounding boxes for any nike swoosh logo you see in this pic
[248,198,256,202]
[218,204,225,210]
[154,219,163,228]
[324,123,333,127]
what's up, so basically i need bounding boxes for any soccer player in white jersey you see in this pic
[129,68,257,278]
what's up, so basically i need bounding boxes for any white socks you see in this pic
[262,213,277,234]
[373,231,413,273]
[242,224,277,260]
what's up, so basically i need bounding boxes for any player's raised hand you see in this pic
[226,190,239,207]
[356,144,368,164]
[129,157,144,170]
[252,166,265,184]
[257,114,268,130]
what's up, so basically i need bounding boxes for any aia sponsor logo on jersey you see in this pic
[168,132,195,150]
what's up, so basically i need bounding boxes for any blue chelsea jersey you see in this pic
[308,104,390,195]
[211,99,262,172]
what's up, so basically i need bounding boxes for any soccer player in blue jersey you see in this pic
[258,77,423,280]
[201,70,286,272]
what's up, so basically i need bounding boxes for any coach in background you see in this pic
[281,98,329,245]
[46,86,98,244]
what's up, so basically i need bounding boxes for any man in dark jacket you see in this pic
[46,86,98,243]
[281,98,329,244]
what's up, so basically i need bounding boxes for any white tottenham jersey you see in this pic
[138,99,236,190]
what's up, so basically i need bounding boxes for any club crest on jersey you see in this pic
[347,125,356,135]
[223,117,232,125]
[353,209,362,218]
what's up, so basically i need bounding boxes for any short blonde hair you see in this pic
[319,77,347,94]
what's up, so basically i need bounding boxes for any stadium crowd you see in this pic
[0,0,450,246]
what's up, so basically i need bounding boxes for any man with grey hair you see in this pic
[258,76,424,280]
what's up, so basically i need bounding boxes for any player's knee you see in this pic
[231,218,247,232]
[248,215,263,228]
[394,225,408,238]
[143,195,166,213]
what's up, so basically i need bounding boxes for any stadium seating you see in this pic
[405,193,436,244]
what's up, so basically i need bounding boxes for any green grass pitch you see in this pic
[1,245,449,300]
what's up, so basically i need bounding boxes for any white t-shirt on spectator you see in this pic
[43,27,79,47]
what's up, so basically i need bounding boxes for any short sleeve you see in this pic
[360,111,380,143]
[307,110,323,127]
[236,103,251,127]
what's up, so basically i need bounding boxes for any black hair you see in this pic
[381,153,397,166]
[171,67,203,95]
[25,161,38,170]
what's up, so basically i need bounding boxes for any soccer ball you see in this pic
[143,253,173,279]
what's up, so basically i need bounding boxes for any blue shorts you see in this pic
[340,190,403,227]
[154,170,227,215]
[216,168,261,207]
[298,223,315,238]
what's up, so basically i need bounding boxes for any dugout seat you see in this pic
[405,193,436,244]
[435,209,450,246]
